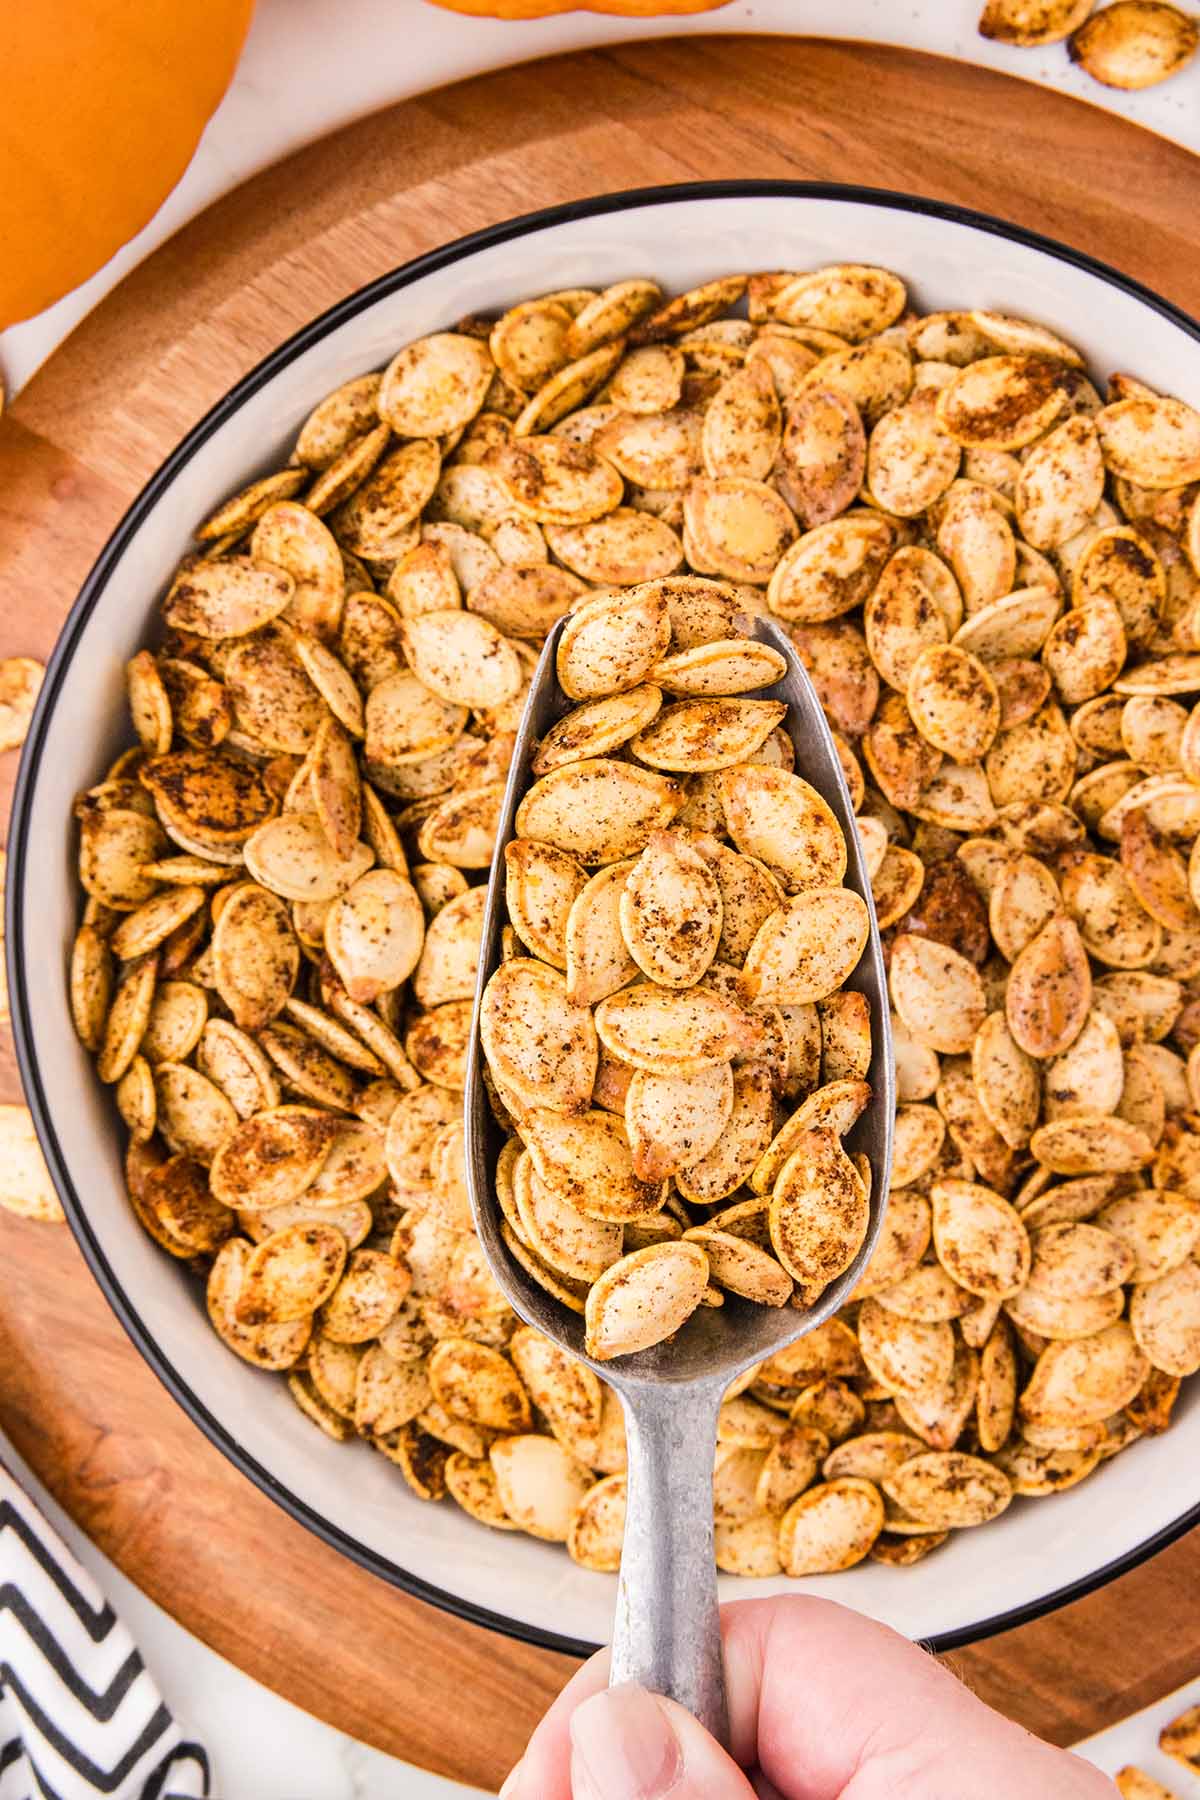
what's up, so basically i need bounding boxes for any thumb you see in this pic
[568,1683,757,1800]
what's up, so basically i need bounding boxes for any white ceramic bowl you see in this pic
[13,183,1200,1658]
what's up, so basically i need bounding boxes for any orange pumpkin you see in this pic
[426,0,732,15]
[1,0,255,328]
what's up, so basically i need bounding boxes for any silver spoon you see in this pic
[464,613,894,1749]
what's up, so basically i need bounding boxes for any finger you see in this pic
[719,1594,1115,1800]
[721,1594,947,1789]
[723,1593,981,1790]
[569,1685,758,1800]
[505,1596,784,1800]
[720,1598,773,1769]
[505,1608,762,1800]
[504,1649,610,1800]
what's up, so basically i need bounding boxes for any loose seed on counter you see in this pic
[980,0,1198,93]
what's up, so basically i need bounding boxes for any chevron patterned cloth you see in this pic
[0,1462,208,1800]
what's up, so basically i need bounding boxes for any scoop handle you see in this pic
[609,1379,729,1749]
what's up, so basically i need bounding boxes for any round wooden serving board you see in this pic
[2,34,1200,1790]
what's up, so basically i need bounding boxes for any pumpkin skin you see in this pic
[1,0,255,328]
[426,0,733,16]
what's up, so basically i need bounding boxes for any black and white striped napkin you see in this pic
[0,1460,209,1800]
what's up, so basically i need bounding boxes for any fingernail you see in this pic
[498,1763,522,1799]
[569,1685,683,1800]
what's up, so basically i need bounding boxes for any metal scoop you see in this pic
[464,613,894,1748]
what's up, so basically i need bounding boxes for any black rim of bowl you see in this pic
[12,178,1200,1664]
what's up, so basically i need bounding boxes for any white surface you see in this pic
[6,6,1199,1784]
[1077,1674,1200,1792]
[2,0,1199,395]
[0,1435,484,1800]
[15,189,1200,1667]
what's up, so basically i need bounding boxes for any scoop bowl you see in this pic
[464,612,894,1743]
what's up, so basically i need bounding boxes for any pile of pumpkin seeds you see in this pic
[70,261,1200,1576]
[482,593,873,1360]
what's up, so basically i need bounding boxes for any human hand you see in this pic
[501,1595,1117,1799]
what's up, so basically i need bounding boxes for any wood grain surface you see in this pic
[1,34,1199,1790]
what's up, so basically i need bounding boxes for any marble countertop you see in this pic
[4,3,1199,1790]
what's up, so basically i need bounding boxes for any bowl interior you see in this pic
[14,185,1200,1656]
